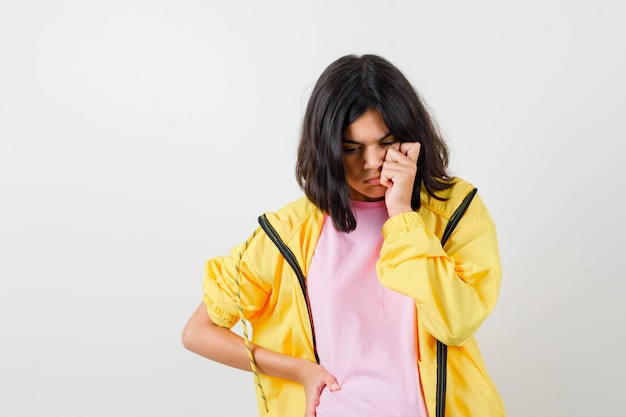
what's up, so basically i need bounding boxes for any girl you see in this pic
[182,54,505,417]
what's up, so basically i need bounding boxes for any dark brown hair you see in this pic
[296,54,453,232]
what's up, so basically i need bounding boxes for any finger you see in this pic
[379,169,394,188]
[399,141,421,163]
[382,156,417,176]
[381,166,413,186]
[326,376,341,392]
[385,147,418,166]
[304,386,322,417]
[384,147,401,162]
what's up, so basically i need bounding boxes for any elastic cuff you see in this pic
[382,211,425,238]
[202,294,237,328]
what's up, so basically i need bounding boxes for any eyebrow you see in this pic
[341,132,393,144]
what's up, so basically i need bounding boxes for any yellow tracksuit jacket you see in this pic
[202,177,505,416]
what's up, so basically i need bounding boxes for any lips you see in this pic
[364,176,381,185]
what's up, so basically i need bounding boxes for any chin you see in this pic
[348,185,386,202]
[364,188,386,201]
[368,195,386,202]
[360,192,386,202]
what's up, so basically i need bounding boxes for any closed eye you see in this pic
[342,146,360,154]
[380,139,398,148]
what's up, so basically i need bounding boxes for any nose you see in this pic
[363,146,385,170]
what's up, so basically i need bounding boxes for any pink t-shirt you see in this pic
[307,200,428,417]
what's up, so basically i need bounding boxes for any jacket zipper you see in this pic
[258,214,320,363]
[435,186,478,417]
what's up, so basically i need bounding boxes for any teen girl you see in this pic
[182,54,505,417]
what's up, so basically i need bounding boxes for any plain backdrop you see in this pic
[1,1,624,416]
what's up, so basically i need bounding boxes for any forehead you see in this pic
[342,108,390,143]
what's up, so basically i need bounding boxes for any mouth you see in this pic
[364,176,381,185]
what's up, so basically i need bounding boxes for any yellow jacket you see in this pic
[203,177,505,416]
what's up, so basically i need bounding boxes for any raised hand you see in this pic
[380,141,421,217]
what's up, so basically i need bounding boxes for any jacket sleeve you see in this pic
[202,229,273,328]
[376,193,502,346]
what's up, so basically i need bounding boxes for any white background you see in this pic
[1,1,624,416]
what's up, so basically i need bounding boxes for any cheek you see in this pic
[343,158,360,178]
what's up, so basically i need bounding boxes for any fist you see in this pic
[380,142,420,217]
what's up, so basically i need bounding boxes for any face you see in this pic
[341,108,399,201]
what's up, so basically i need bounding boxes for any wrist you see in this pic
[289,357,315,385]
[387,206,413,218]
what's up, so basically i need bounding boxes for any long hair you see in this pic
[296,54,453,232]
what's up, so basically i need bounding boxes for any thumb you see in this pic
[320,370,341,392]
[303,376,341,417]
[327,377,341,392]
